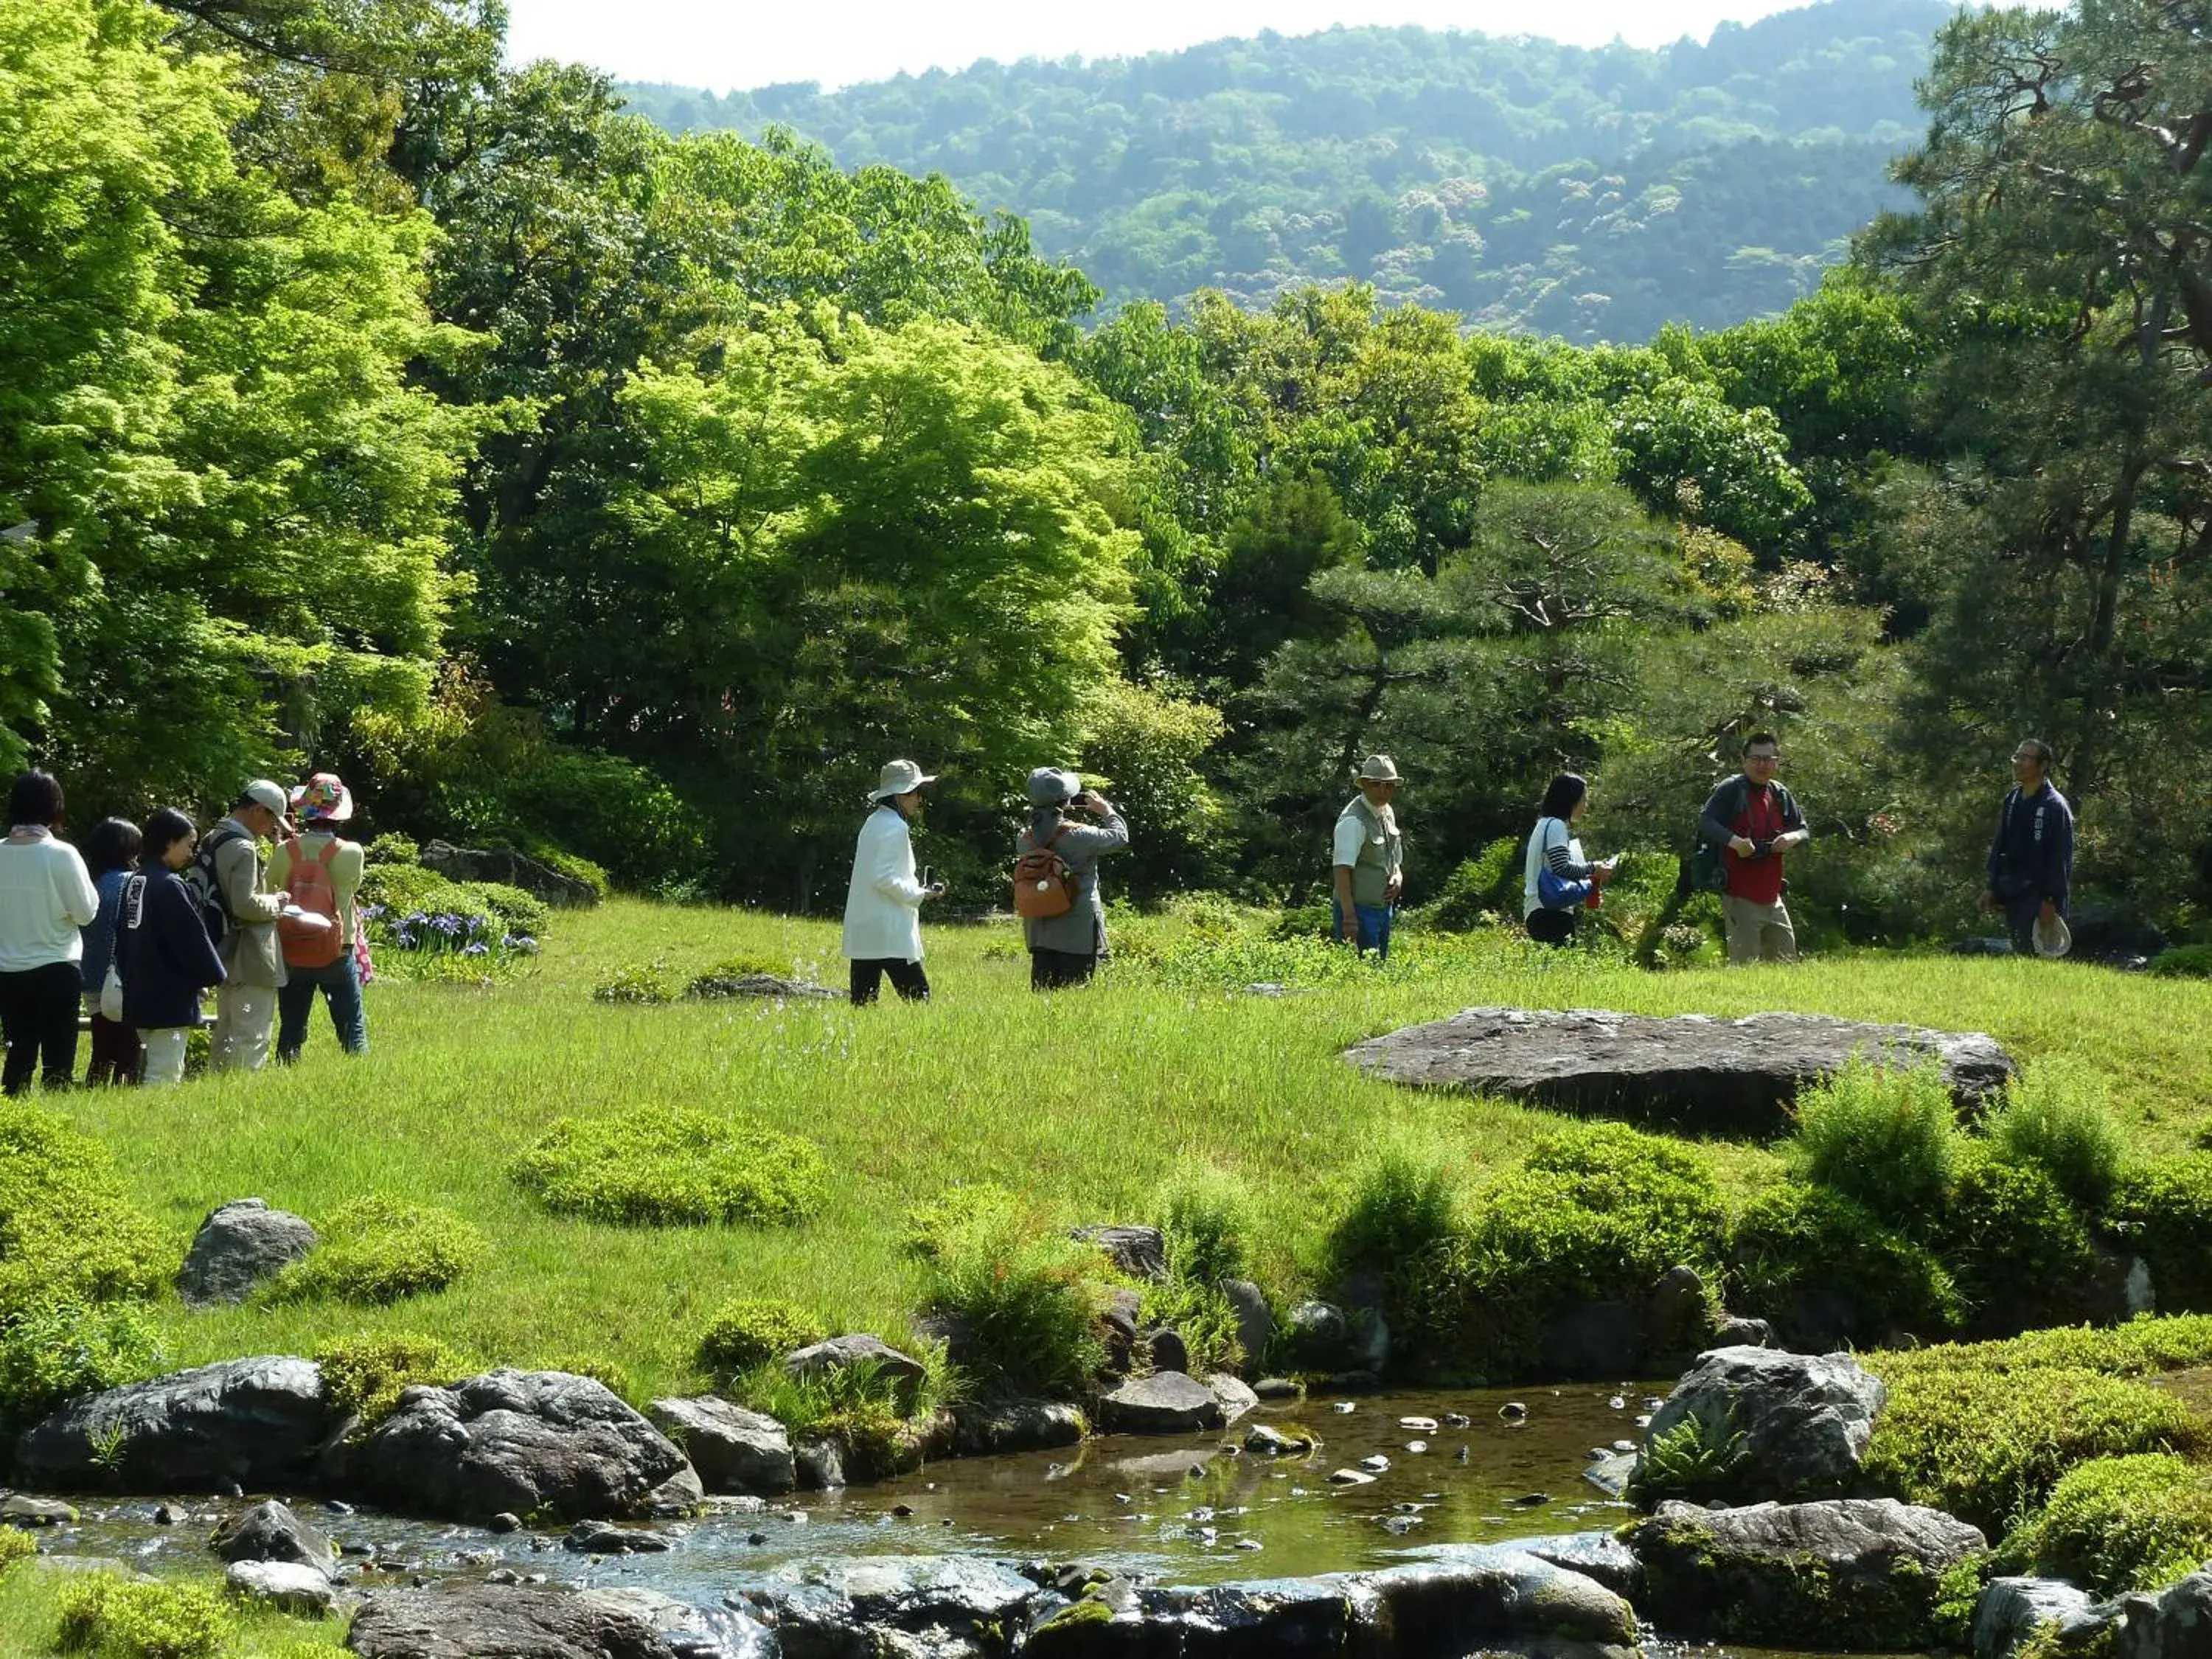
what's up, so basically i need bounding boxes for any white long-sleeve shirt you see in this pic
[0,830,100,973]
[841,806,928,963]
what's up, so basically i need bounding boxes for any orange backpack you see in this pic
[279,839,344,968]
[1011,827,1076,919]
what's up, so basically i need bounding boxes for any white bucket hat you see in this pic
[1026,767,1082,807]
[869,759,936,801]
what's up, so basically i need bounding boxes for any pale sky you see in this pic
[503,0,1846,94]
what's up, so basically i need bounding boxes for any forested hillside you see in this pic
[619,0,1944,339]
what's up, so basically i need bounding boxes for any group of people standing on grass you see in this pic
[0,768,369,1094]
[841,760,1130,1003]
[839,731,2079,996]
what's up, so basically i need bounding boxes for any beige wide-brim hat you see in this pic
[869,759,936,801]
[1357,754,1402,783]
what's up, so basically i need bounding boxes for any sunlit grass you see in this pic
[52,900,2212,1405]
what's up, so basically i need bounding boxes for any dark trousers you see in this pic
[849,958,930,1006]
[0,962,82,1095]
[2005,894,2062,958]
[86,1013,141,1085]
[1526,908,1578,947]
[277,955,368,1061]
[1030,948,1098,992]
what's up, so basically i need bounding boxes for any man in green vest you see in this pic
[1332,754,1404,959]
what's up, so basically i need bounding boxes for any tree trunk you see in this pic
[2070,453,2149,809]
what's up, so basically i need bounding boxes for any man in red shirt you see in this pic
[1697,731,1810,964]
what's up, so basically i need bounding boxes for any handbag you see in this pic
[99,964,124,1023]
[1537,867,1592,911]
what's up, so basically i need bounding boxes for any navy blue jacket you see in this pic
[78,867,131,994]
[115,867,226,1029]
[1985,783,2074,909]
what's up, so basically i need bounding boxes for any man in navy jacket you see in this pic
[1979,737,2075,957]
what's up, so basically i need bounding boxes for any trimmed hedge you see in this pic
[0,1101,170,1311]
[2109,1153,2212,1311]
[1726,1181,1961,1348]
[314,1332,472,1427]
[2000,1453,2212,1596]
[265,1194,487,1305]
[510,1109,826,1227]
[1935,1153,2096,1336]
[1402,1123,1726,1377]
[698,1298,827,1379]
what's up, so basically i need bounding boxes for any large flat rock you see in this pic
[1345,1006,2015,1135]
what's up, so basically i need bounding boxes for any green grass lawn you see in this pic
[52,900,2212,1405]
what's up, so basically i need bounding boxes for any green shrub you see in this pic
[1425,837,1522,932]
[510,1109,826,1227]
[902,1185,1021,1261]
[313,1332,471,1427]
[1935,1152,2097,1335]
[1402,1124,1727,1377]
[1267,901,1335,942]
[687,952,796,991]
[1326,1140,1460,1279]
[505,748,709,890]
[1988,1060,2126,1212]
[698,1298,829,1378]
[1863,1354,2207,1534]
[1905,1316,2212,1378]
[0,1100,170,1312]
[2000,1453,2212,1595]
[0,1298,164,1436]
[357,862,487,928]
[914,1188,1106,1397]
[265,1195,486,1305]
[0,1525,33,1572]
[2147,943,2212,978]
[2109,1154,2212,1311]
[56,1575,233,1659]
[1791,1058,1961,1234]
[361,832,419,866]
[591,962,677,1005]
[459,880,549,939]
[1156,1167,1253,1287]
[1725,1183,1961,1347]
[523,841,611,901]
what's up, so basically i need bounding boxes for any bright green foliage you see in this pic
[1155,1168,1254,1288]
[1630,1405,1750,1505]
[1326,1141,1461,1280]
[0,1102,170,1312]
[2001,1453,2212,1596]
[911,1189,1106,1398]
[696,1299,828,1379]
[509,1110,827,1227]
[1864,1354,2207,1534]
[313,1332,471,1427]
[1725,1182,1961,1346]
[1077,678,1226,893]
[1425,838,1524,933]
[0,0,472,813]
[2150,945,2212,980]
[1935,1152,2097,1336]
[1989,1060,2126,1213]
[0,1528,32,1573]
[55,1575,232,1659]
[463,883,549,940]
[2109,1155,2212,1312]
[1404,1124,1726,1377]
[0,1298,164,1438]
[266,1195,485,1305]
[1791,1060,1960,1232]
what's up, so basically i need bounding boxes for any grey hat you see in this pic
[869,759,936,801]
[1026,767,1082,807]
[1357,754,1402,783]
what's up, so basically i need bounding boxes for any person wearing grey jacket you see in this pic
[205,779,291,1072]
[1018,768,1128,991]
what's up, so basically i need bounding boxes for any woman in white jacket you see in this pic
[841,759,946,1004]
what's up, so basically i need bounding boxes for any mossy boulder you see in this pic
[1627,1497,1988,1649]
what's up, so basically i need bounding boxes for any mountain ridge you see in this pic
[617,0,1954,340]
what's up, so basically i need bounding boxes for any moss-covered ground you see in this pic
[46,898,2212,1402]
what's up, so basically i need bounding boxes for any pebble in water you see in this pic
[1405,1441,1427,1454]
[1398,1416,1439,1433]
[1498,1402,1528,1422]
[1237,1539,1264,1552]
[1332,1401,1357,1414]
[1455,1446,1470,1464]
[1382,1514,1421,1534]
[1613,1438,1637,1453]
[1607,1395,1627,1411]
[1357,1454,1390,1474]
[1442,1413,1471,1428]
[1635,1414,1653,1429]
[1328,1469,1377,1486]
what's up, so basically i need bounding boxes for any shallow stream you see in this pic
[33,1382,1871,1656]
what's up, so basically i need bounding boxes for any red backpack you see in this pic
[1011,827,1076,919]
[279,839,344,969]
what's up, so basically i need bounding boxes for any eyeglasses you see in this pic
[1746,754,1784,766]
